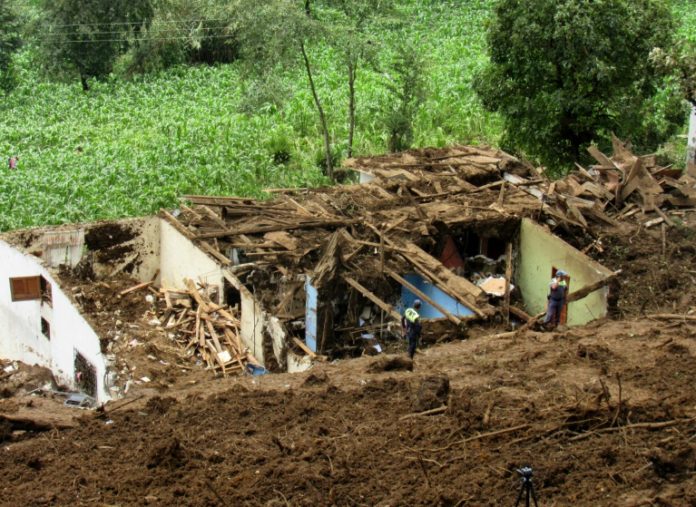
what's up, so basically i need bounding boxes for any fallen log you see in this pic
[566,270,621,303]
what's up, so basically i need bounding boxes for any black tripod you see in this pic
[514,467,539,507]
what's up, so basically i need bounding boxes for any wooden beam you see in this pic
[161,209,194,239]
[293,337,317,359]
[195,218,356,239]
[509,305,532,322]
[118,281,152,297]
[365,224,487,318]
[503,242,513,325]
[199,241,231,265]
[343,276,401,321]
[386,270,462,326]
[566,270,621,304]
[184,278,211,312]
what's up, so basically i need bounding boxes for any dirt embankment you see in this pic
[2,315,696,506]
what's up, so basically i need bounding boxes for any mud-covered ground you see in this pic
[2,225,696,506]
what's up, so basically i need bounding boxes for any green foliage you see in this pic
[383,40,427,152]
[39,0,154,89]
[0,0,22,92]
[117,0,239,76]
[0,0,693,232]
[475,0,680,172]
[651,42,696,107]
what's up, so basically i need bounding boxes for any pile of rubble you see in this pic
[155,279,262,377]
[513,136,696,232]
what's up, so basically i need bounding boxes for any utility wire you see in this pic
[16,17,231,28]
[42,25,232,38]
[36,34,236,44]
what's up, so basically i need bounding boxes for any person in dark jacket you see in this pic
[543,270,568,328]
[402,299,422,359]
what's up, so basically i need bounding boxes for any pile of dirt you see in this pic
[591,225,696,316]
[2,316,696,505]
[0,361,54,399]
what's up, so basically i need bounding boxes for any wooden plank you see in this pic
[163,290,173,310]
[118,281,152,297]
[343,276,402,321]
[503,242,513,325]
[161,209,194,239]
[206,320,224,353]
[180,204,203,221]
[293,337,317,359]
[587,145,618,170]
[386,270,462,326]
[398,242,486,317]
[365,223,486,317]
[509,305,532,322]
[566,270,621,304]
[195,218,356,239]
[199,241,231,265]
[184,278,210,312]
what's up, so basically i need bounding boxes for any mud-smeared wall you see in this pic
[518,218,613,326]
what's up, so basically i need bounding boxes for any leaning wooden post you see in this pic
[503,242,513,325]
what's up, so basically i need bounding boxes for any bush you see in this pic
[119,0,239,76]
[475,0,680,173]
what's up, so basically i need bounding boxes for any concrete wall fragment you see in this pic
[517,218,613,326]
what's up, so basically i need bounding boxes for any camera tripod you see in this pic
[514,467,539,507]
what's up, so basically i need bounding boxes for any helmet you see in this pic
[413,299,422,308]
[556,270,567,277]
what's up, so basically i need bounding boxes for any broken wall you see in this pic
[517,218,613,326]
[0,240,110,401]
[85,218,160,282]
[223,271,275,368]
[159,219,223,301]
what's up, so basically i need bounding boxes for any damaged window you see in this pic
[9,276,41,301]
[74,352,97,398]
[40,276,52,306]
[41,317,51,339]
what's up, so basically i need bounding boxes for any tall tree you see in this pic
[233,0,335,179]
[323,0,395,157]
[650,42,696,165]
[41,0,154,90]
[382,40,427,152]
[0,0,21,93]
[475,0,679,171]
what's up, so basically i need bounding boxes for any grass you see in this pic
[0,0,694,231]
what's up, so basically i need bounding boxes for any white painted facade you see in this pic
[160,220,223,302]
[0,239,110,401]
[0,216,230,401]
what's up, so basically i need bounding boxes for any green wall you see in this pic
[517,219,613,326]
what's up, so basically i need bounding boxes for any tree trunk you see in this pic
[300,41,333,181]
[347,60,356,159]
[687,105,696,167]
[80,74,90,91]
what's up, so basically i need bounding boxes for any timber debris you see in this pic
[157,279,261,377]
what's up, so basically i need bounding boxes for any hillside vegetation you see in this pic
[0,0,694,231]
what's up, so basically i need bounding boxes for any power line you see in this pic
[36,33,237,44]
[43,25,232,38]
[21,16,231,29]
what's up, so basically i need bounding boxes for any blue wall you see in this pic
[400,273,476,319]
[305,277,318,352]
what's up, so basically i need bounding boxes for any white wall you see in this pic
[0,240,110,401]
[159,220,223,301]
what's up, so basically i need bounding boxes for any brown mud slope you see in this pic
[2,317,696,506]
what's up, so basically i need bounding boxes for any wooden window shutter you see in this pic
[10,276,41,301]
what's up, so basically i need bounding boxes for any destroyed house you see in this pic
[164,145,615,369]
[1,145,625,399]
